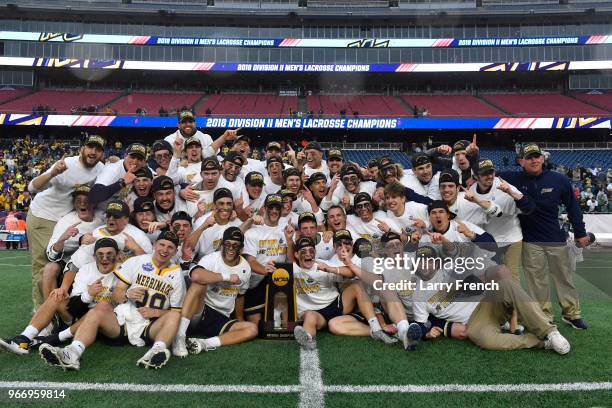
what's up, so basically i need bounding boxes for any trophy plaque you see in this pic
[258,263,300,340]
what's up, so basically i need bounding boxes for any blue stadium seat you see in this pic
[339,148,611,173]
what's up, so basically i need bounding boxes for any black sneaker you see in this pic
[31,333,62,348]
[562,317,588,330]
[400,323,422,351]
[0,335,31,355]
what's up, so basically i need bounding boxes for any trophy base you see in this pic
[258,321,300,340]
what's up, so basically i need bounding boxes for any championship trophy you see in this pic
[259,263,300,339]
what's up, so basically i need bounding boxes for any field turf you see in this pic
[0,249,610,407]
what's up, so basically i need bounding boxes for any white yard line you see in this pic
[1,380,611,395]
[298,348,325,408]
[325,382,612,393]
[0,381,300,393]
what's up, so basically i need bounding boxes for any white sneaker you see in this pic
[185,338,217,355]
[137,345,170,369]
[293,326,316,350]
[544,330,571,355]
[370,329,398,345]
[39,344,80,371]
[172,336,188,358]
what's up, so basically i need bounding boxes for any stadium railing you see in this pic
[318,142,403,150]
[538,142,612,150]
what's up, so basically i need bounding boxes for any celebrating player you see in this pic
[0,238,119,354]
[177,227,258,356]
[39,231,185,370]
[27,135,105,309]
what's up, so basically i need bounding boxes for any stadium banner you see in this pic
[0,114,609,129]
[2,57,612,73]
[1,31,610,48]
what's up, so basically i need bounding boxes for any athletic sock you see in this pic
[58,328,73,342]
[368,317,382,332]
[21,325,39,341]
[178,317,190,337]
[69,340,86,358]
[397,320,409,334]
[153,341,167,350]
[203,336,221,349]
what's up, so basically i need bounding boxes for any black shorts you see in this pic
[66,297,90,321]
[314,296,344,323]
[243,279,267,317]
[188,305,238,338]
[100,317,157,347]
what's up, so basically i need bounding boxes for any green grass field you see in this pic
[0,249,611,407]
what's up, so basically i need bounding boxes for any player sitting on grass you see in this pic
[315,229,397,345]
[175,227,258,356]
[411,245,571,354]
[39,231,185,370]
[0,238,119,355]
[290,236,356,350]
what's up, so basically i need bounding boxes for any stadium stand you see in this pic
[307,95,408,116]
[109,92,202,116]
[199,93,297,116]
[2,89,612,118]
[0,88,32,105]
[572,92,612,113]
[0,90,122,115]
[401,95,504,117]
[480,93,609,117]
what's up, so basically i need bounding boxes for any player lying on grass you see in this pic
[411,245,571,354]
[174,227,258,357]
[315,229,397,345]
[39,231,185,370]
[0,238,119,355]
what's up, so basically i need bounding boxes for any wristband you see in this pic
[47,246,64,261]
[221,270,232,282]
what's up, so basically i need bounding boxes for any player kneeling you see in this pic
[0,238,118,355]
[39,231,185,370]
[176,227,257,356]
